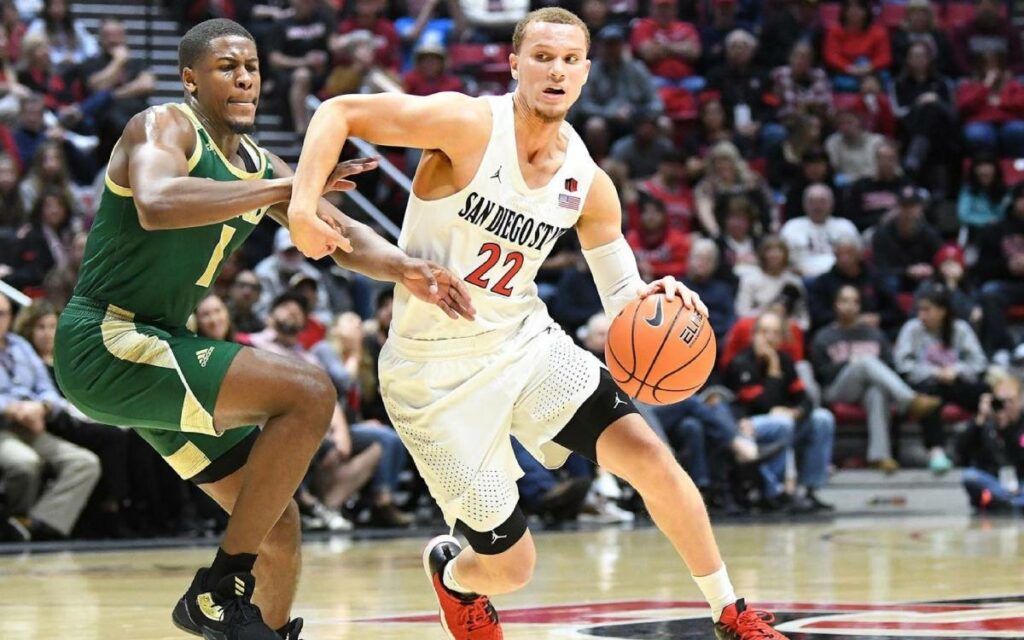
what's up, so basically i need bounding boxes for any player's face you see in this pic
[186,36,260,134]
[511,22,590,123]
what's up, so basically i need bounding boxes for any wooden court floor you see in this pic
[2,516,1023,639]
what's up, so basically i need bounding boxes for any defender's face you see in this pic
[511,22,590,122]
[184,35,260,134]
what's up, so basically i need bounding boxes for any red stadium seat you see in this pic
[1002,158,1024,187]
[447,43,512,82]
[941,405,972,423]
[830,402,870,425]
[1008,305,1024,322]
[896,293,915,315]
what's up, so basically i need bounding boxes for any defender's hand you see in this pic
[400,259,476,321]
[637,275,708,316]
[288,211,351,259]
[323,157,378,194]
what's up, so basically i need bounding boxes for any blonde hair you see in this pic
[513,8,590,53]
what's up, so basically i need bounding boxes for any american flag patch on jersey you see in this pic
[558,193,581,210]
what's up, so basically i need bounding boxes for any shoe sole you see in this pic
[422,534,461,640]
[171,597,203,637]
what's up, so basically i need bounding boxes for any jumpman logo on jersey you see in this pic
[490,166,502,183]
[613,394,627,409]
[491,530,508,545]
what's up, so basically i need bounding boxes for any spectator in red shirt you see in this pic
[957,51,1024,158]
[639,150,695,233]
[626,194,692,281]
[823,0,892,92]
[630,0,701,85]
[334,0,401,73]
[402,41,462,96]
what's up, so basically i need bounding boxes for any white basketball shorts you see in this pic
[379,322,602,532]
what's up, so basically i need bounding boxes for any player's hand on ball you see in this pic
[400,259,477,321]
[637,276,708,316]
[322,157,378,194]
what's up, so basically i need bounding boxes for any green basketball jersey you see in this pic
[74,103,274,328]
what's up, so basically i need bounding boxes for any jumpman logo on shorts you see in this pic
[491,530,507,545]
[490,166,502,183]
[613,394,627,409]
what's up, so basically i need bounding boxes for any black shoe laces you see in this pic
[222,595,262,627]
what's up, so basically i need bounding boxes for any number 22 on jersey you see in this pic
[465,242,524,297]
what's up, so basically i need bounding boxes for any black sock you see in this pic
[276,623,289,639]
[206,547,258,589]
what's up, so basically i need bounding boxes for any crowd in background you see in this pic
[2,0,1024,542]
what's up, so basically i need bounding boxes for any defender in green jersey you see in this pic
[52,18,474,640]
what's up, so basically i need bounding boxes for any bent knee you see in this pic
[486,545,536,589]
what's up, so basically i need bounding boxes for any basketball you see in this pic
[605,294,716,405]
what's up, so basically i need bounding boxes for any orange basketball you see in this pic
[605,294,716,405]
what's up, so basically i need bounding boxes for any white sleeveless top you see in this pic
[391,93,598,346]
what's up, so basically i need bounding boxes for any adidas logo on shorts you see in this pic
[196,347,215,368]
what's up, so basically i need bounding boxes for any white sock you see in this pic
[442,559,475,596]
[692,564,737,622]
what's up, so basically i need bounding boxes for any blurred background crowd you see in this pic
[2,0,1024,544]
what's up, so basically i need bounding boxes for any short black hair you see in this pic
[270,291,310,317]
[178,18,255,72]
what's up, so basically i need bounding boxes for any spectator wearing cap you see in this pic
[807,234,901,333]
[735,235,810,330]
[630,0,702,88]
[626,194,692,282]
[706,29,782,154]
[268,0,333,133]
[844,140,908,232]
[871,185,943,294]
[825,108,885,183]
[608,111,674,180]
[890,0,955,77]
[575,23,663,158]
[761,0,824,71]
[956,51,1024,159]
[891,40,956,180]
[254,227,332,323]
[975,185,1024,359]
[822,0,892,93]
[771,41,833,122]
[952,0,1023,76]
[779,183,858,278]
[402,40,463,96]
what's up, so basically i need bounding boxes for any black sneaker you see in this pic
[171,568,279,640]
[279,618,304,639]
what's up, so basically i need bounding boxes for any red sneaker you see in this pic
[422,535,503,640]
[715,599,790,639]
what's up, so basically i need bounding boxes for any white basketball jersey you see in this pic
[391,93,598,344]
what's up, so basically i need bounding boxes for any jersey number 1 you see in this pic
[196,225,237,287]
[465,242,524,297]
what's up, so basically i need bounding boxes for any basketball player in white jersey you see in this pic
[287,8,789,640]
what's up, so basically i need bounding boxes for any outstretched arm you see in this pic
[576,169,707,317]
[265,153,475,320]
[287,92,487,257]
[125,106,293,231]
